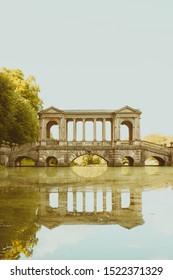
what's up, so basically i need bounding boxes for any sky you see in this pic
[1,0,173,137]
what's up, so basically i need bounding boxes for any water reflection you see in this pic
[0,166,172,188]
[37,186,144,230]
[0,166,173,260]
[0,186,39,260]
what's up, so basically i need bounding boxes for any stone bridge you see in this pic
[3,139,173,167]
[1,105,173,166]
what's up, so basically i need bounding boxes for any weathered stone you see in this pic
[1,105,173,166]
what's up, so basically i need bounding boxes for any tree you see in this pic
[9,96,39,144]
[0,68,43,144]
[81,155,102,165]
[0,72,16,142]
[143,133,173,146]
[1,68,43,112]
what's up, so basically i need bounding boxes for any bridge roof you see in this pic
[65,109,113,113]
[38,105,141,116]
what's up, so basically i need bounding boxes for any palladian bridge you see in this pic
[1,105,173,167]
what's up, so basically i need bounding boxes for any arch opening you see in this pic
[67,121,73,141]
[15,157,36,167]
[46,156,58,167]
[76,121,83,141]
[96,121,102,141]
[85,121,93,141]
[105,120,111,140]
[121,156,134,166]
[46,121,59,140]
[71,154,107,166]
[120,121,133,141]
[145,156,165,166]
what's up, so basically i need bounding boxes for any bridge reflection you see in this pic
[37,186,144,230]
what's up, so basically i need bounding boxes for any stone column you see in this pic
[134,117,140,140]
[111,120,113,141]
[93,119,97,141]
[59,117,67,141]
[102,119,106,141]
[131,118,136,141]
[82,119,85,142]
[38,118,42,141]
[41,119,47,140]
[64,118,67,141]
[73,119,76,141]
[114,118,118,140]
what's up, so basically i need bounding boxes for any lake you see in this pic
[0,166,173,260]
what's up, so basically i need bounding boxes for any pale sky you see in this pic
[1,0,173,137]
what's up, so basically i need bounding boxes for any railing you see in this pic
[11,141,39,151]
[142,140,169,153]
[119,140,134,145]
[67,141,112,146]
[10,139,171,152]
[142,140,167,148]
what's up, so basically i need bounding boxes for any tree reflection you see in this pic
[0,187,40,260]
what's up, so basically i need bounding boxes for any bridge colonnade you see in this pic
[38,105,141,144]
[2,105,173,167]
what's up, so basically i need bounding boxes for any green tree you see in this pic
[82,155,102,165]
[0,72,16,142]
[9,96,38,144]
[143,133,173,146]
[0,68,43,144]
[1,68,42,111]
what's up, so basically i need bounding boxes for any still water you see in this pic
[0,166,173,260]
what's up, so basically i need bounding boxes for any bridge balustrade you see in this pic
[142,141,169,153]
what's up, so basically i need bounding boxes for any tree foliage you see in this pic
[72,154,106,166]
[1,68,42,111]
[0,68,43,144]
[143,133,173,146]
[0,72,16,141]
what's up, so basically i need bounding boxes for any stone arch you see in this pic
[122,156,134,166]
[145,156,165,166]
[120,120,133,141]
[69,151,108,165]
[46,156,58,166]
[117,150,135,166]
[46,120,59,139]
[14,156,36,167]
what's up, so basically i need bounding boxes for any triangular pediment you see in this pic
[38,106,65,115]
[115,105,141,114]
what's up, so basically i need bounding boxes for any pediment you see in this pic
[115,106,141,114]
[38,106,65,115]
